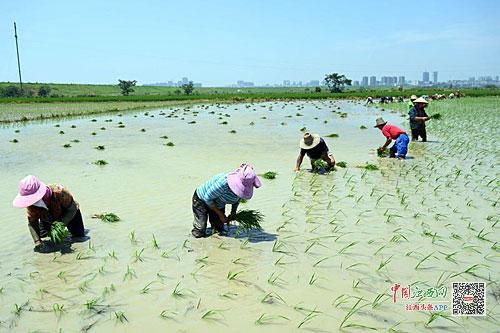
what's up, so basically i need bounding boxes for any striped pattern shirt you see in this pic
[196,173,240,208]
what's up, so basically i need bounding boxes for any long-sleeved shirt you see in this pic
[408,106,429,130]
[196,173,240,209]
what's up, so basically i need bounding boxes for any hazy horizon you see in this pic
[1,0,499,86]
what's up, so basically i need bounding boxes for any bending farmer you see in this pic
[408,97,430,141]
[374,118,410,160]
[192,164,262,238]
[295,133,336,171]
[13,175,86,252]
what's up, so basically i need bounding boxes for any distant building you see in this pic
[236,80,255,87]
[423,71,430,82]
[361,76,369,86]
[353,81,359,86]
[283,80,291,87]
[398,76,405,86]
[369,76,377,86]
[433,71,438,83]
[308,80,320,86]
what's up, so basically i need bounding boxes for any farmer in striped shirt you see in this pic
[192,164,262,238]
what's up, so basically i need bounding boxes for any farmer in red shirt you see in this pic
[374,118,410,159]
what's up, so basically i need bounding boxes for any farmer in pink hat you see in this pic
[13,175,86,252]
[192,164,262,238]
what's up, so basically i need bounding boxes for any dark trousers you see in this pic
[28,209,85,243]
[191,191,224,238]
[411,127,427,142]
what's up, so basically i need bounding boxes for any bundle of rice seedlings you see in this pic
[360,125,367,129]
[232,210,264,231]
[336,161,347,168]
[93,160,108,166]
[377,148,389,157]
[357,163,379,171]
[431,113,442,120]
[50,222,70,244]
[313,159,329,170]
[325,133,339,138]
[261,171,277,180]
[92,213,120,223]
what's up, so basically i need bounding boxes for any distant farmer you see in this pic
[295,133,336,171]
[374,118,410,160]
[192,164,262,238]
[408,97,430,142]
[407,95,417,110]
[13,175,86,252]
[366,96,373,105]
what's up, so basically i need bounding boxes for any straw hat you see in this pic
[299,133,321,149]
[374,117,387,127]
[410,95,417,101]
[414,97,428,104]
[227,164,262,200]
[13,175,47,208]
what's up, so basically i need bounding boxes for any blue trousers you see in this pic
[390,133,409,158]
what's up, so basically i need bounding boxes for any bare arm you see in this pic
[379,138,392,151]
[295,154,304,171]
[210,202,227,224]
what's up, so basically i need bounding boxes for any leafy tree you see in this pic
[315,86,322,93]
[181,81,194,95]
[38,85,51,97]
[0,85,23,97]
[324,73,352,93]
[118,79,137,96]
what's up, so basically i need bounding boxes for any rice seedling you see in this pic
[92,212,119,222]
[255,314,290,325]
[267,271,286,286]
[133,248,145,262]
[171,282,187,298]
[430,113,442,120]
[123,265,136,281]
[201,309,225,320]
[63,143,71,148]
[91,132,96,135]
[261,291,286,304]
[71,139,80,143]
[227,270,244,281]
[160,310,177,320]
[415,252,435,269]
[59,130,65,134]
[313,159,329,170]
[10,138,18,143]
[297,308,320,328]
[229,129,237,133]
[339,298,368,329]
[425,311,459,327]
[360,125,367,129]
[94,145,105,150]
[129,230,137,244]
[336,161,347,168]
[309,273,319,285]
[377,256,392,271]
[357,163,379,170]
[300,127,307,132]
[53,303,65,317]
[260,171,277,180]
[164,141,175,147]
[114,311,128,323]
[92,159,108,166]
[50,222,70,244]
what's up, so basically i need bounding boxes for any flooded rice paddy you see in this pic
[0,98,498,332]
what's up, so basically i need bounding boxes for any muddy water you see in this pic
[0,100,497,332]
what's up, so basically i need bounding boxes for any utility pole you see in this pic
[14,22,23,90]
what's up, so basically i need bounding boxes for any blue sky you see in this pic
[1,0,499,86]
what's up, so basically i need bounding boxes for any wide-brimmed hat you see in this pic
[414,97,428,104]
[299,133,321,149]
[227,164,262,200]
[13,175,47,208]
[410,95,417,101]
[374,117,387,127]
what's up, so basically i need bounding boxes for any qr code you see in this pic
[452,282,485,316]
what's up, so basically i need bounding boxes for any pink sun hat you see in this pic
[227,164,262,200]
[13,175,47,208]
